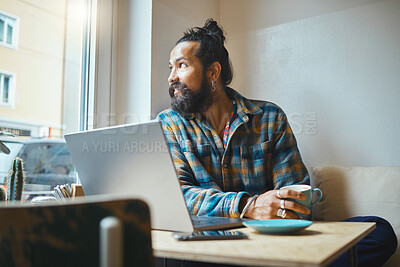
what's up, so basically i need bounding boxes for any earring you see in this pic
[212,80,216,92]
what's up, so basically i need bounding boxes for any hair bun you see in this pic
[203,18,225,43]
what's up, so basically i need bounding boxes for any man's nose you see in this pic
[168,70,178,84]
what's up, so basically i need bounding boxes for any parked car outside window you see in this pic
[0,137,78,201]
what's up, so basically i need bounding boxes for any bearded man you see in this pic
[157,19,396,267]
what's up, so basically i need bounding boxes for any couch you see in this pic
[311,166,400,267]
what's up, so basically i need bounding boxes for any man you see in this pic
[158,19,396,267]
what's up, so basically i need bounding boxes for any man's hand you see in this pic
[243,188,310,219]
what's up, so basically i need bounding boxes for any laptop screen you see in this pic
[65,120,195,232]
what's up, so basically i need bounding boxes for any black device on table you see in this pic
[172,230,248,241]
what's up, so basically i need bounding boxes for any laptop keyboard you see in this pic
[190,215,244,227]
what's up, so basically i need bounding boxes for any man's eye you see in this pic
[179,63,187,68]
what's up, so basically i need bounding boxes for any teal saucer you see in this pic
[243,219,313,234]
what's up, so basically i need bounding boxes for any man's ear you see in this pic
[207,61,221,81]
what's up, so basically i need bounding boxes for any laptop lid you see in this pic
[65,120,244,232]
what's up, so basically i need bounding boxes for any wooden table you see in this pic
[152,221,375,267]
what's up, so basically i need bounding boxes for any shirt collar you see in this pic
[226,87,262,118]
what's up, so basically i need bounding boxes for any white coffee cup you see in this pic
[281,184,323,209]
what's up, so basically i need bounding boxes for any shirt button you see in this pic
[243,115,249,122]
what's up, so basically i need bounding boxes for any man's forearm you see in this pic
[182,185,248,217]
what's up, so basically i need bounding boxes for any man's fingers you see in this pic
[280,200,310,215]
[283,209,302,219]
[249,190,309,220]
[278,188,306,200]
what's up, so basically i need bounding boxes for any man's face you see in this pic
[168,41,213,114]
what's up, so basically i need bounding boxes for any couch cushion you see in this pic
[311,166,400,267]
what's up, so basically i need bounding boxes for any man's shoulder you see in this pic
[157,108,176,119]
[247,98,284,114]
[157,108,189,125]
[230,88,286,116]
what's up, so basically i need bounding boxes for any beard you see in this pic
[169,72,213,114]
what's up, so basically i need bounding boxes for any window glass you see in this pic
[2,76,8,102]
[0,13,16,47]
[0,0,89,201]
[0,73,13,106]
[0,19,4,41]
[6,24,12,44]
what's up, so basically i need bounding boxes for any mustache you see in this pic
[169,82,187,97]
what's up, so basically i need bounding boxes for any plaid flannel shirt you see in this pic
[157,88,309,217]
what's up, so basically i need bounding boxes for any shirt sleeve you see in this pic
[271,112,310,188]
[157,114,248,217]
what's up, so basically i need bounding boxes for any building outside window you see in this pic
[0,0,91,200]
[0,11,18,49]
[0,71,15,108]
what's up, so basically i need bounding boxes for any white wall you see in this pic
[151,0,219,117]
[220,0,400,167]
[115,0,152,124]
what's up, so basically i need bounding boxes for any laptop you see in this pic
[65,120,245,232]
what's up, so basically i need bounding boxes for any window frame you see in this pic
[0,10,19,49]
[81,0,118,131]
[0,70,16,108]
[86,0,153,130]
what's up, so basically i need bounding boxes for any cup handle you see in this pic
[310,188,323,207]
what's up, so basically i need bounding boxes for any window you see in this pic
[0,11,18,49]
[0,0,90,200]
[0,71,15,107]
